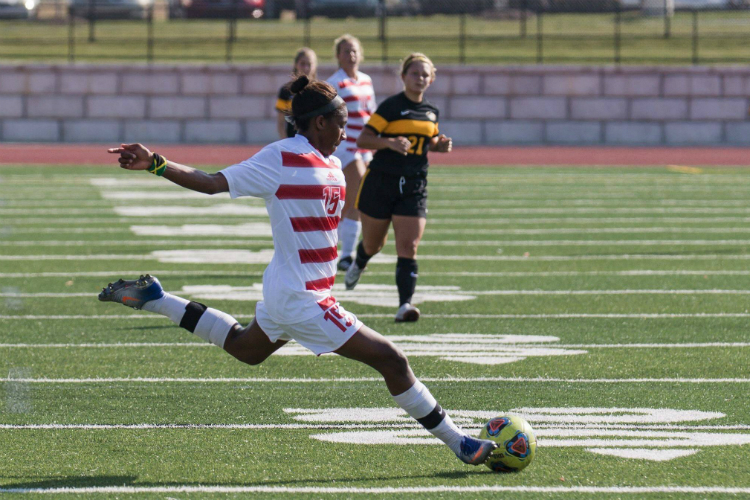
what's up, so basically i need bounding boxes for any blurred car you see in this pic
[0,0,39,18]
[68,0,153,19]
[417,0,493,15]
[170,0,264,18]
[304,0,379,17]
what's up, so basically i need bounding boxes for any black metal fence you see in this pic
[1,0,749,64]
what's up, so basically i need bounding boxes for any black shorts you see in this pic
[355,169,428,219]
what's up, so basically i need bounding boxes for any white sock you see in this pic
[392,380,467,454]
[141,293,189,324]
[339,218,361,259]
[141,293,237,348]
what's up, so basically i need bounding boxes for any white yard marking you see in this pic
[0,376,748,383]
[2,486,750,494]
[6,270,750,278]
[114,205,268,217]
[5,313,750,320]
[295,407,747,462]
[1,341,748,349]
[130,223,273,237]
[7,251,750,263]
[431,227,750,235]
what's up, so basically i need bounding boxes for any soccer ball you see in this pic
[478,414,536,473]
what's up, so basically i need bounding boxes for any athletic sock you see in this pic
[339,218,361,259]
[354,241,373,270]
[396,257,418,306]
[142,293,237,348]
[392,380,466,455]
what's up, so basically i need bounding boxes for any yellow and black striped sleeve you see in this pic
[365,112,389,134]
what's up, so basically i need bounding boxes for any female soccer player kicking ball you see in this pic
[100,75,496,466]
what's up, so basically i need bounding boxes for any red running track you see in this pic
[1,144,749,166]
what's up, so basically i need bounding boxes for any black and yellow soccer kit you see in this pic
[275,85,296,138]
[355,91,440,219]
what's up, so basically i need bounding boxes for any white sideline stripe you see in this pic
[3,313,750,320]
[12,216,750,226]
[431,227,750,235]
[0,376,748,384]
[1,342,747,349]
[5,252,750,263]
[4,486,748,495]
[0,423,416,430]
[4,270,750,278]
[8,239,750,248]
[2,423,749,431]
[8,289,750,298]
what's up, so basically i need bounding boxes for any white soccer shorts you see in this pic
[332,148,372,170]
[255,299,363,355]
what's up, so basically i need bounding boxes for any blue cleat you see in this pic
[456,435,498,466]
[98,274,164,310]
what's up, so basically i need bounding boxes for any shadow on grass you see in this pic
[0,469,481,490]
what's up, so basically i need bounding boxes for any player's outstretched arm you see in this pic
[429,134,452,153]
[356,127,410,156]
[107,143,228,195]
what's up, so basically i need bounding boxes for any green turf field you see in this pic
[1,164,750,498]
[1,10,749,63]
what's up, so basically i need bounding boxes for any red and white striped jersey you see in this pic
[220,135,346,324]
[326,68,377,154]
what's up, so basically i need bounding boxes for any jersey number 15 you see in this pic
[323,186,342,215]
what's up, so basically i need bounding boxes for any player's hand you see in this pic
[388,136,411,156]
[107,143,154,171]
[435,134,452,153]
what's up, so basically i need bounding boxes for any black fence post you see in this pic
[614,1,621,65]
[379,0,387,63]
[226,0,237,63]
[459,12,466,64]
[663,0,671,38]
[303,3,311,48]
[535,8,543,63]
[87,0,95,42]
[147,4,154,63]
[692,8,698,64]
[520,0,527,38]
[68,12,75,62]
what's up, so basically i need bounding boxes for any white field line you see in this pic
[11,253,750,262]
[0,376,748,384]
[429,199,750,207]
[7,289,750,298]
[7,239,750,248]
[6,485,748,495]
[4,270,750,279]
[4,313,750,320]
[11,216,750,225]
[2,423,750,432]
[15,207,750,216]
[8,227,750,237]
[1,342,747,349]
[1,423,749,431]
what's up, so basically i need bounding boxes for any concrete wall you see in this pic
[1,63,749,145]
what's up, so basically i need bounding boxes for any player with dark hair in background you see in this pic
[101,75,496,467]
[346,53,452,323]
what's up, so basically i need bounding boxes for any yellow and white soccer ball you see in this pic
[478,414,537,472]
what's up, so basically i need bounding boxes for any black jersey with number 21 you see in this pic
[365,92,439,178]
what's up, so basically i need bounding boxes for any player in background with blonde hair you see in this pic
[346,53,452,322]
[276,47,318,139]
[326,34,377,272]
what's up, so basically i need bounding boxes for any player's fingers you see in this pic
[107,148,124,153]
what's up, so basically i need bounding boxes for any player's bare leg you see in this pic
[391,215,426,322]
[222,319,287,366]
[335,325,497,464]
[99,275,282,366]
[337,158,366,271]
[344,212,390,290]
